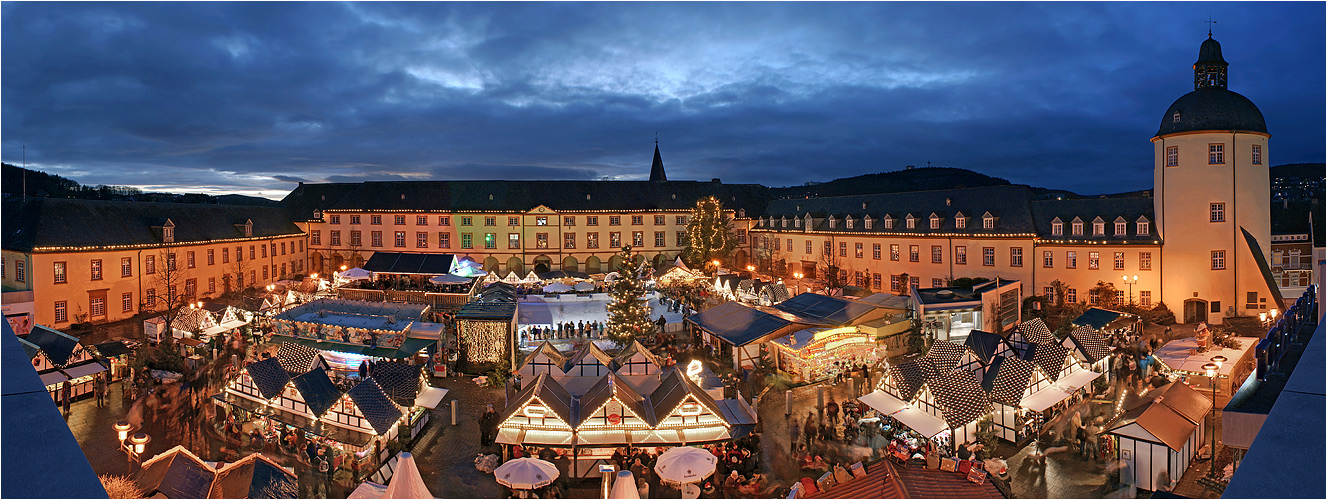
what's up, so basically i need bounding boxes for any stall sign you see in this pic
[608,413,621,425]
[678,403,702,416]
[523,405,547,418]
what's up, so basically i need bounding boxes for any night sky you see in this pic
[3,2,1323,199]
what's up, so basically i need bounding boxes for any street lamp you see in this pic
[792,272,804,294]
[114,421,149,464]
[1121,275,1139,306]
[1204,355,1226,478]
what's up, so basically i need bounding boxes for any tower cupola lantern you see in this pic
[1194,35,1228,90]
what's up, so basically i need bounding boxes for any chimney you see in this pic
[711,178,721,183]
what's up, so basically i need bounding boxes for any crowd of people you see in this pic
[520,320,608,342]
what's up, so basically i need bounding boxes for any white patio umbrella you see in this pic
[339,267,373,281]
[493,457,560,490]
[542,283,573,293]
[383,452,435,499]
[653,446,718,486]
[573,281,595,292]
[430,274,472,285]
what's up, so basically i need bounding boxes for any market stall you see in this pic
[768,326,881,382]
[18,325,107,403]
[1153,334,1257,402]
[856,344,988,451]
[1105,381,1211,492]
[685,301,827,371]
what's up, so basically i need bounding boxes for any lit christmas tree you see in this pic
[682,196,737,271]
[605,245,654,344]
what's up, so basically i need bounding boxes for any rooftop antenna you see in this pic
[1205,16,1216,37]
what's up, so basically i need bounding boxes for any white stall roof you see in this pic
[1056,370,1102,392]
[60,362,107,381]
[1020,387,1072,412]
[891,407,950,438]
[858,390,909,416]
[414,387,449,409]
[1154,336,1256,376]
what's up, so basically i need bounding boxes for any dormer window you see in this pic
[738,209,745,218]
[796,217,803,228]
[982,212,995,229]
[883,216,894,230]
[1072,217,1084,236]
[1136,217,1150,236]
[955,212,967,229]
[162,220,175,243]
[781,217,788,228]
[864,216,873,230]
[1173,111,1181,123]
[758,218,765,227]
[1092,217,1105,236]
[845,216,854,229]
[244,220,253,237]
[1051,217,1063,236]
[905,215,916,229]
[828,216,837,229]
[1114,216,1128,236]
[929,214,940,230]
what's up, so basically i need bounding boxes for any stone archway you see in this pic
[733,250,749,268]
[653,254,667,269]
[608,255,625,273]
[312,252,324,275]
[331,254,344,272]
[534,255,552,274]
[484,256,500,275]
[561,256,579,272]
[506,257,525,275]
[585,256,602,273]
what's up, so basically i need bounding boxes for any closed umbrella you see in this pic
[383,452,435,499]
[543,283,573,293]
[609,471,640,499]
[654,446,718,486]
[493,457,560,490]
[573,282,595,292]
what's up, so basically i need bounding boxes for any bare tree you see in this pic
[814,235,850,293]
[146,249,193,347]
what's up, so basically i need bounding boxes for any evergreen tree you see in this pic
[605,246,654,344]
[682,196,737,270]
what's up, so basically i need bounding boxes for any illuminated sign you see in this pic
[523,405,548,418]
[678,403,702,416]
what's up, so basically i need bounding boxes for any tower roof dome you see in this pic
[1156,36,1266,137]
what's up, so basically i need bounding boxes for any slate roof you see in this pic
[347,378,404,435]
[282,180,771,215]
[362,252,456,275]
[137,446,217,499]
[518,341,568,374]
[760,185,1037,235]
[290,368,343,417]
[278,182,361,222]
[773,293,879,325]
[208,453,299,499]
[612,340,660,370]
[575,372,655,427]
[649,367,727,422]
[983,356,1037,407]
[1157,87,1266,136]
[564,342,616,371]
[1072,307,1129,329]
[1029,197,1156,242]
[244,358,292,400]
[686,300,824,346]
[21,325,81,367]
[929,369,991,429]
[2,198,303,252]
[369,361,421,406]
[921,340,967,380]
[456,301,518,320]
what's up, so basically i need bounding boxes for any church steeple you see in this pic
[649,139,667,182]
[1194,35,1228,90]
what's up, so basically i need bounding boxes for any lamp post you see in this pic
[1121,275,1139,307]
[1203,354,1226,478]
[792,272,804,295]
[114,421,149,465]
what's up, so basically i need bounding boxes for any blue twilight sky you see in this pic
[2,2,1323,199]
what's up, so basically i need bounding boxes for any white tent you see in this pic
[608,471,640,499]
[339,267,373,281]
[542,283,573,293]
[383,453,434,499]
[573,281,595,292]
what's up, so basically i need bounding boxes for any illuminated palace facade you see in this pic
[747,36,1283,325]
[1,199,306,328]
[284,144,770,278]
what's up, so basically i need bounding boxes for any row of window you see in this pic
[327,214,689,227]
[1050,219,1150,237]
[1164,143,1261,167]
[46,241,305,284]
[758,238,1160,271]
[313,230,687,250]
[50,261,301,323]
[763,213,996,231]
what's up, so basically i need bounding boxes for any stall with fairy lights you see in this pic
[1152,333,1257,403]
[18,324,108,403]
[767,326,882,382]
[855,341,988,452]
[144,301,255,344]
[497,366,757,479]
[1002,319,1107,441]
[1104,381,1212,492]
[212,345,442,478]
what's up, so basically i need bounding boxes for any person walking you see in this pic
[61,381,71,416]
[95,373,107,408]
[479,403,499,446]
[789,419,801,453]
[826,398,840,426]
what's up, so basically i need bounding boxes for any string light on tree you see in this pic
[682,196,737,271]
[605,245,654,345]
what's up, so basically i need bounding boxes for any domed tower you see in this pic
[1153,35,1280,324]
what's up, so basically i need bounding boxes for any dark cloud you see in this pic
[1,2,1321,199]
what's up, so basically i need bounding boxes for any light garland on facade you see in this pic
[29,233,306,253]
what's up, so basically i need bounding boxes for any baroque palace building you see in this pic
[0,36,1285,331]
[1,199,306,327]
[746,35,1282,325]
